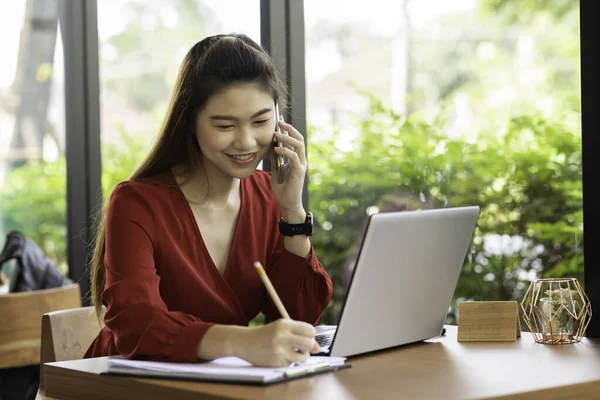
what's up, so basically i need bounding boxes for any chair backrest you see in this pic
[0,284,82,369]
[38,305,106,389]
[40,305,105,363]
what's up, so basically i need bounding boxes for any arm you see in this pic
[199,320,319,367]
[102,183,215,362]
[281,208,311,258]
[263,118,333,324]
[261,223,333,325]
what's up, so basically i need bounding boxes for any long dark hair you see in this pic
[90,33,287,319]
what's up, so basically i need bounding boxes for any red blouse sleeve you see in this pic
[262,235,333,324]
[102,182,214,362]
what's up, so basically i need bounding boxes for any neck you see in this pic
[173,163,240,206]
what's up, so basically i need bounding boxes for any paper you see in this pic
[108,355,346,382]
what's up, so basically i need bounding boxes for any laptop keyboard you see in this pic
[315,333,334,347]
[315,325,337,351]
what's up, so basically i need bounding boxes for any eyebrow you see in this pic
[209,108,272,121]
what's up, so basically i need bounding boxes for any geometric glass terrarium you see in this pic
[520,278,592,344]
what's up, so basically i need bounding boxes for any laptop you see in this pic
[315,206,480,357]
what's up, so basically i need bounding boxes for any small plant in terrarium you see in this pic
[521,278,591,344]
[539,287,582,340]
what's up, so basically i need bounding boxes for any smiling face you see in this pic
[195,82,276,180]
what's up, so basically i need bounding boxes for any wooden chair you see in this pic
[36,305,106,400]
[0,284,82,369]
[39,305,105,386]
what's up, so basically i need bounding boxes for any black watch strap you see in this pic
[279,212,313,237]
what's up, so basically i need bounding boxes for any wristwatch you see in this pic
[279,212,313,237]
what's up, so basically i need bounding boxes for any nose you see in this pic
[232,126,257,150]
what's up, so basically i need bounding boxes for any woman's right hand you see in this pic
[235,319,320,367]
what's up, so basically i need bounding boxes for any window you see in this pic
[304,0,582,324]
[97,0,261,194]
[0,0,68,282]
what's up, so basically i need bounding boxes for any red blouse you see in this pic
[84,170,332,362]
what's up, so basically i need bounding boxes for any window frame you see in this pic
[580,0,599,338]
[61,0,102,303]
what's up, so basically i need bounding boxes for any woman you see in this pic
[84,34,332,367]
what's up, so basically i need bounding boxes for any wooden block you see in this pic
[457,301,521,342]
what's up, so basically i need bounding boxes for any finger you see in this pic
[271,350,293,368]
[275,131,304,151]
[311,340,320,353]
[278,121,306,164]
[279,116,295,152]
[274,146,304,171]
[287,335,317,354]
[280,136,300,158]
[283,347,309,365]
[278,120,305,144]
[288,320,317,337]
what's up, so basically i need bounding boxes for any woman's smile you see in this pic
[226,152,257,165]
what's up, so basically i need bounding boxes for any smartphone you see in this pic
[274,102,290,183]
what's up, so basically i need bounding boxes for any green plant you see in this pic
[539,287,583,337]
[308,96,582,325]
[0,130,149,274]
[0,100,582,327]
[0,159,68,273]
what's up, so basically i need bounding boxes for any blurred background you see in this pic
[0,0,584,326]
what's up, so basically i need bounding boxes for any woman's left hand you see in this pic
[269,117,307,218]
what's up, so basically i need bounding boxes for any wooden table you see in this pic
[42,326,600,400]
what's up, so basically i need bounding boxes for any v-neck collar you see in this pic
[168,169,245,283]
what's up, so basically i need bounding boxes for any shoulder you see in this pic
[106,182,152,222]
[109,180,162,205]
[109,170,174,201]
[104,181,161,244]
[106,176,172,220]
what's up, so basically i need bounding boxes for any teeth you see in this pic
[230,154,253,160]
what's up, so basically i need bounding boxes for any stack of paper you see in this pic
[104,355,348,384]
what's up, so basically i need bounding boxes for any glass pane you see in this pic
[97,0,261,195]
[0,0,67,289]
[305,0,582,325]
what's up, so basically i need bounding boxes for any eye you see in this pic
[216,125,235,130]
[253,119,269,126]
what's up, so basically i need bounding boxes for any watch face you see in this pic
[305,212,313,235]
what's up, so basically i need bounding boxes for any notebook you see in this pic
[102,355,350,385]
